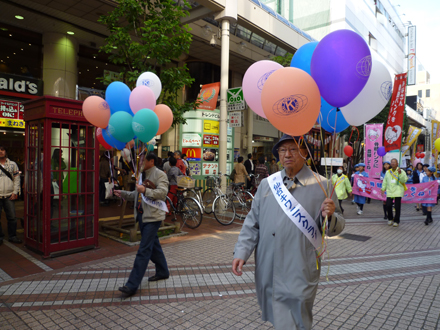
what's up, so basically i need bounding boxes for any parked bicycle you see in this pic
[202,172,236,225]
[228,182,253,220]
[166,188,203,229]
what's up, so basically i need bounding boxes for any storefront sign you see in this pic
[227,87,246,111]
[202,162,219,175]
[0,118,25,128]
[197,82,220,110]
[407,26,416,86]
[182,133,202,147]
[189,162,201,176]
[203,120,219,134]
[0,72,43,96]
[229,111,242,127]
[203,134,219,148]
[227,136,232,149]
[182,148,202,161]
[201,111,220,120]
[0,100,24,120]
[203,148,218,161]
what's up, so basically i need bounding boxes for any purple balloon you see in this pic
[377,146,386,157]
[311,30,371,108]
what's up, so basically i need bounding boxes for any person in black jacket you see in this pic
[244,153,254,189]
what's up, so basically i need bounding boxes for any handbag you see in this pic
[105,181,114,199]
[229,168,236,181]
[52,182,60,200]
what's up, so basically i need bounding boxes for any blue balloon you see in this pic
[102,127,126,150]
[318,98,349,133]
[132,109,159,143]
[105,82,132,115]
[290,41,318,75]
[108,111,134,143]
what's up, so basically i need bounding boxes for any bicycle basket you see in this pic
[206,177,216,188]
[177,176,195,188]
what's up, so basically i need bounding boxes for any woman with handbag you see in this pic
[233,156,250,184]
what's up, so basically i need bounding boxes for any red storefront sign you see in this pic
[0,100,24,120]
[203,134,219,147]
[182,148,202,161]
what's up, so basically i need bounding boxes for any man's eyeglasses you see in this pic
[277,147,305,155]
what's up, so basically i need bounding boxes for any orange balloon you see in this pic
[261,67,321,136]
[154,104,173,135]
[82,95,111,128]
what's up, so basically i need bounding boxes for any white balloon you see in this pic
[136,72,162,100]
[148,139,157,146]
[121,148,131,162]
[340,59,392,126]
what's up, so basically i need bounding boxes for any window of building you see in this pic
[426,89,430,98]
[418,90,422,98]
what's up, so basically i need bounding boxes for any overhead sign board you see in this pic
[227,87,246,111]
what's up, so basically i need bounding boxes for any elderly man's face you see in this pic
[278,141,307,172]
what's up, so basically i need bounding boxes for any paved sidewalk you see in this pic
[1,203,440,329]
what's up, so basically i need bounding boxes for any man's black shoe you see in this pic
[118,286,136,296]
[148,275,169,282]
[8,237,22,244]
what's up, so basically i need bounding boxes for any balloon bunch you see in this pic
[242,29,393,137]
[82,72,173,149]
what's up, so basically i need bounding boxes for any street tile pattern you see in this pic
[1,205,440,329]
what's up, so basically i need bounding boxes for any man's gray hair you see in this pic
[174,150,182,157]
[391,158,398,163]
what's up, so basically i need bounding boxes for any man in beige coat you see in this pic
[115,152,169,296]
[232,135,345,329]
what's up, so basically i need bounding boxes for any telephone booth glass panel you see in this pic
[24,96,99,257]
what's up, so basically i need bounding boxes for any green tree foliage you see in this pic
[98,0,196,125]
[272,53,293,67]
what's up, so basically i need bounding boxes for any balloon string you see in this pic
[329,109,339,198]
[294,137,327,198]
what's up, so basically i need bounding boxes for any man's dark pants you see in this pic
[125,213,169,292]
[0,198,17,240]
[387,197,402,223]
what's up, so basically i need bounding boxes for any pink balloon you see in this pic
[82,96,111,128]
[243,60,283,118]
[129,86,156,114]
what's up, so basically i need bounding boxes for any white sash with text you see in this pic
[138,177,169,213]
[269,172,322,250]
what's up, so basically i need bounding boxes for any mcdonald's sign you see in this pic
[182,148,202,161]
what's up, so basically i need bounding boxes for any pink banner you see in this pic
[353,175,438,203]
[364,123,383,179]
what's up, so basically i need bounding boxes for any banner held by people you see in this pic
[364,123,383,179]
[353,174,438,204]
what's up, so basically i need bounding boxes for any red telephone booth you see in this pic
[23,96,99,257]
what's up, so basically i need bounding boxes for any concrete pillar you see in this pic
[247,107,253,155]
[219,19,230,187]
[42,32,78,99]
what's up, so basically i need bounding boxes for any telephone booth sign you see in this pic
[23,96,99,257]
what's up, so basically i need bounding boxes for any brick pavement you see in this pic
[1,200,440,329]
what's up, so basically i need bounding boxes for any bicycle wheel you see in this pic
[213,196,236,225]
[202,188,215,214]
[234,191,254,220]
[176,197,203,229]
